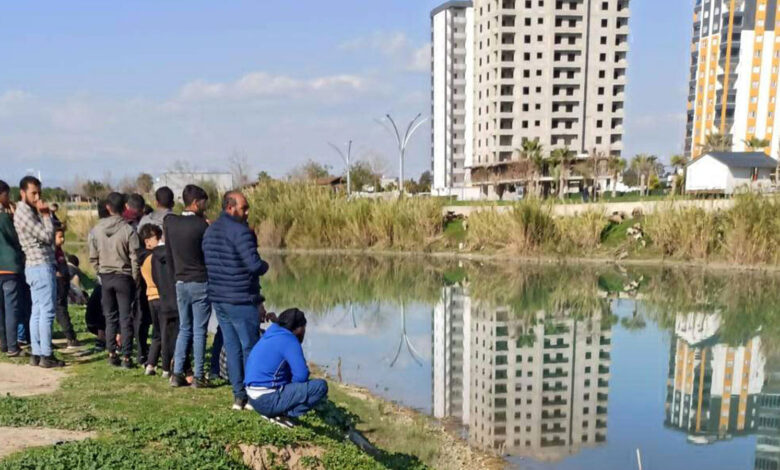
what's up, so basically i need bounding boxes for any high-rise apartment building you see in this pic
[431,2,478,198]
[686,0,780,158]
[431,0,630,200]
[470,0,630,197]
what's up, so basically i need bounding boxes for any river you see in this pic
[262,254,780,470]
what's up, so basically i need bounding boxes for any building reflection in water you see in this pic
[664,312,780,469]
[433,285,612,462]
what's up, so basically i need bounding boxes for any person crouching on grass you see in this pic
[244,309,328,428]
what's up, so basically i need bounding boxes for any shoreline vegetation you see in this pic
[0,306,501,470]
[234,181,780,267]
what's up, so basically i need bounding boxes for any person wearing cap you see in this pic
[243,308,328,427]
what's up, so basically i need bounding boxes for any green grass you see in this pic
[0,306,457,470]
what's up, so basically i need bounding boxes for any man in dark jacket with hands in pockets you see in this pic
[202,191,269,411]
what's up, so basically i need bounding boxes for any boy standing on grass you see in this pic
[0,180,25,358]
[90,192,140,369]
[139,224,163,376]
[14,176,64,368]
[147,224,180,378]
[54,227,79,348]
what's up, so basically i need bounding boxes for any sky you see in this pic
[0,0,693,188]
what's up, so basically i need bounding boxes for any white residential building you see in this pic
[431,1,479,199]
[684,151,776,194]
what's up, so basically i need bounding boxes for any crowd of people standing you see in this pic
[0,177,327,428]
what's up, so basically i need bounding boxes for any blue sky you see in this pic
[0,0,692,188]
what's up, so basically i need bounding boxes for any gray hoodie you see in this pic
[89,215,140,279]
[138,208,173,231]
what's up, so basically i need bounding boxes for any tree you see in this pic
[697,132,732,154]
[744,136,771,152]
[136,173,154,193]
[417,171,432,193]
[669,154,688,196]
[81,180,111,200]
[288,160,332,182]
[228,150,252,188]
[257,171,273,183]
[630,154,658,196]
[607,156,627,198]
[550,147,576,200]
[517,138,544,197]
[586,149,607,201]
[347,161,380,192]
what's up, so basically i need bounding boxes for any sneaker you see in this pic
[161,371,171,379]
[244,401,255,412]
[144,365,156,376]
[107,355,121,367]
[232,397,246,411]
[121,358,135,370]
[260,415,295,429]
[191,377,209,389]
[7,349,28,358]
[29,355,40,366]
[39,355,65,368]
[66,339,81,349]
[170,374,189,387]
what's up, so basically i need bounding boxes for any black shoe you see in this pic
[66,339,81,349]
[39,355,65,368]
[7,349,28,358]
[121,358,135,370]
[191,377,209,389]
[170,374,189,387]
[29,355,40,366]
[108,355,121,367]
[232,397,247,411]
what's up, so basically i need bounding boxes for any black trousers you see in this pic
[156,303,179,372]
[100,273,135,358]
[134,292,152,364]
[55,279,76,341]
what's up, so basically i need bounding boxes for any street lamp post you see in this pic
[328,140,352,196]
[378,113,428,195]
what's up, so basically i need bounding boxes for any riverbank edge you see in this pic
[261,247,780,274]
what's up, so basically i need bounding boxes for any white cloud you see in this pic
[177,71,367,102]
[340,31,429,73]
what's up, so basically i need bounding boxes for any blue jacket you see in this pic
[244,323,309,388]
[202,212,269,305]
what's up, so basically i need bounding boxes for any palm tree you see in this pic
[697,132,732,154]
[744,136,771,153]
[550,147,576,200]
[517,138,544,197]
[670,154,689,196]
[588,149,608,201]
[607,156,627,198]
[630,154,658,196]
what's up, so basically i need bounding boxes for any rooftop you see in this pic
[692,152,777,169]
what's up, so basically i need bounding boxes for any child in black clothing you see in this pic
[54,227,79,348]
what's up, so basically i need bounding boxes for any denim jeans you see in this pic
[213,303,260,401]
[173,282,211,378]
[249,379,328,418]
[25,265,57,357]
[0,276,21,353]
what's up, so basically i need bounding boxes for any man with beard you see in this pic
[202,191,269,410]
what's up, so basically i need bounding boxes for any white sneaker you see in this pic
[260,415,295,429]
[243,402,255,412]
[161,371,171,379]
[144,365,156,376]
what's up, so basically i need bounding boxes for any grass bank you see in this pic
[0,307,498,470]
[245,182,780,266]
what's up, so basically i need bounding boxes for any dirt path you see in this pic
[0,427,95,458]
[0,363,65,397]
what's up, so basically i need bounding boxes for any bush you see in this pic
[644,205,721,260]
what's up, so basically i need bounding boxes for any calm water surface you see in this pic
[264,255,780,470]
